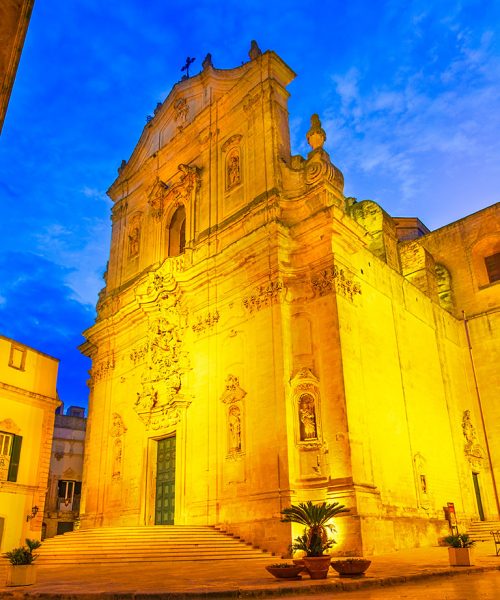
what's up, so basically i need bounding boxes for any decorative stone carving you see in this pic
[228,405,242,452]
[173,98,189,123]
[221,375,246,458]
[243,91,262,113]
[290,368,323,450]
[298,393,318,441]
[130,342,149,365]
[202,53,213,69]
[127,213,142,259]
[192,310,220,334]
[242,279,284,313]
[311,265,361,300]
[226,148,241,189]
[88,355,115,389]
[148,178,169,219]
[133,272,190,430]
[109,413,127,438]
[248,40,262,60]
[222,134,243,152]
[220,374,247,405]
[306,114,326,151]
[304,114,344,192]
[462,410,485,467]
[112,438,123,479]
[165,163,200,207]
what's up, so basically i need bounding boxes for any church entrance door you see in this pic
[472,472,485,521]
[155,435,176,524]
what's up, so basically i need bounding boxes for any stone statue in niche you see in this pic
[298,393,318,441]
[228,405,242,452]
[226,149,241,189]
[462,410,478,446]
[128,226,140,258]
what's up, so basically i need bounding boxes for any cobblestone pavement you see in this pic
[0,541,499,598]
[282,570,500,599]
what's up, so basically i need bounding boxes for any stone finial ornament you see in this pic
[306,114,326,150]
[202,53,213,70]
[248,40,262,60]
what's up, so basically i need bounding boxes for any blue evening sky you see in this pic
[1,1,499,411]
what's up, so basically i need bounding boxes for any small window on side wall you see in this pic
[168,205,186,256]
[484,253,500,283]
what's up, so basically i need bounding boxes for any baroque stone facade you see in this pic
[80,43,500,555]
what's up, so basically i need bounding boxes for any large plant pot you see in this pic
[448,547,474,566]
[302,555,332,579]
[6,564,37,586]
[331,559,372,578]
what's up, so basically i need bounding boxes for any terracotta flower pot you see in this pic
[331,559,372,577]
[302,555,332,579]
[266,564,303,579]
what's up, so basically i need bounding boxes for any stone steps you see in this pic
[38,526,273,564]
[466,520,500,542]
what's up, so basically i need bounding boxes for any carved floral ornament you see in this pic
[311,265,361,301]
[220,374,247,405]
[242,279,284,313]
[133,275,191,431]
[88,355,115,389]
[192,310,220,334]
[290,368,323,449]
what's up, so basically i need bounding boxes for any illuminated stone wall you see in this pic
[80,45,499,555]
[0,335,59,552]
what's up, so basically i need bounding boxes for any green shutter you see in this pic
[7,435,22,482]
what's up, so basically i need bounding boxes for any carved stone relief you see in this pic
[311,265,361,301]
[221,375,247,459]
[191,310,220,334]
[127,213,142,259]
[462,410,485,468]
[133,272,190,430]
[173,97,189,125]
[243,91,262,113]
[148,179,169,220]
[166,164,200,207]
[0,418,21,435]
[88,355,115,389]
[226,148,241,190]
[242,280,284,313]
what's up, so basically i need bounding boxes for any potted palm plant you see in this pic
[4,539,41,586]
[444,533,475,566]
[281,500,349,579]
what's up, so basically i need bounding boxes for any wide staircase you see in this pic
[37,526,274,565]
[466,520,500,543]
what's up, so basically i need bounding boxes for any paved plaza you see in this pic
[0,541,499,599]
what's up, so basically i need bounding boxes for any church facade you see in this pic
[80,44,499,556]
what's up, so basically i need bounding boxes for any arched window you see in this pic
[168,205,186,256]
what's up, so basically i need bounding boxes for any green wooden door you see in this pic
[155,436,176,525]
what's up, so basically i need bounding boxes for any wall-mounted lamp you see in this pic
[26,505,39,522]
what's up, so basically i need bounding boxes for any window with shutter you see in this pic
[484,253,500,283]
